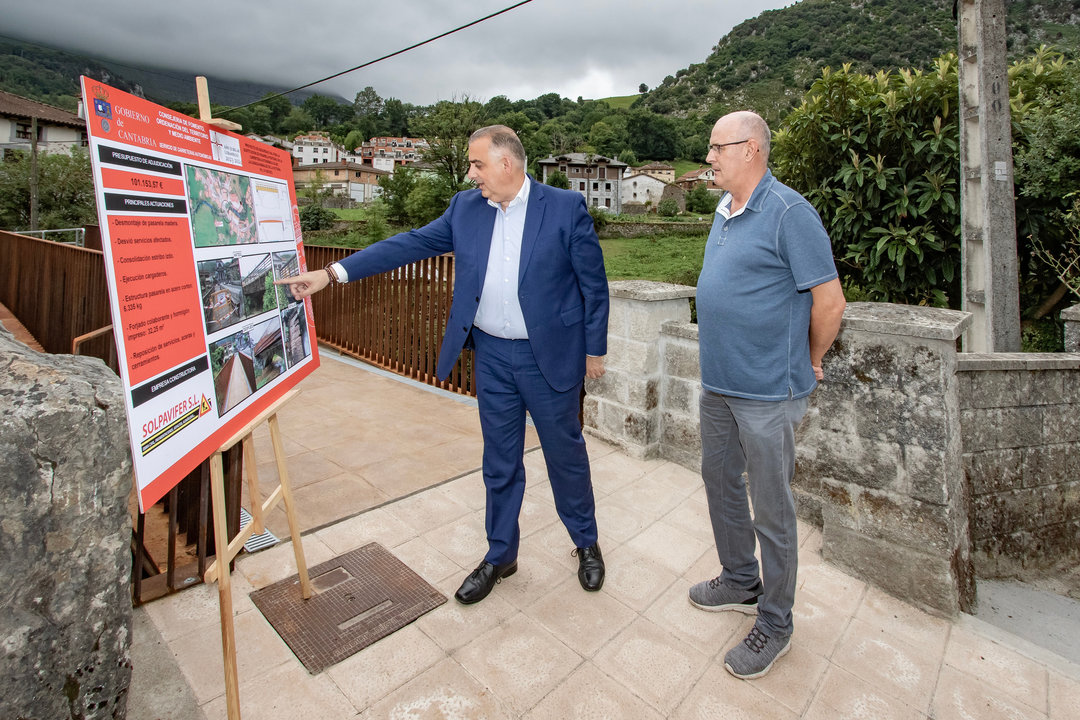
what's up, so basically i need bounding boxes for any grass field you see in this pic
[597,94,641,110]
[600,232,705,285]
[330,208,370,221]
[672,160,708,177]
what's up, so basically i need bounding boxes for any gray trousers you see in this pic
[699,389,808,639]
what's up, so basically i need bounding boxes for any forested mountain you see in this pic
[640,0,1080,122]
[0,37,338,113]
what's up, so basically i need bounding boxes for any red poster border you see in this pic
[81,77,320,511]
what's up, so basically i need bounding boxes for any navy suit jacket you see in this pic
[338,179,609,392]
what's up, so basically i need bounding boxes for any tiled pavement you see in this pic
[131,351,1080,720]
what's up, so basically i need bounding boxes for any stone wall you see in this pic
[585,281,696,459]
[0,328,134,720]
[958,353,1080,577]
[1064,303,1079,353]
[597,221,711,238]
[585,283,1080,617]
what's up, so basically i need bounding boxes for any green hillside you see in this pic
[640,0,1080,123]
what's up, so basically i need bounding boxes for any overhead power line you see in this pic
[218,0,535,115]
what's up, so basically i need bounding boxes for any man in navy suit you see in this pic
[277,125,609,604]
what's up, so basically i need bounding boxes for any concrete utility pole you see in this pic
[957,0,1021,351]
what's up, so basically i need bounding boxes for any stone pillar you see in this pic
[795,303,975,616]
[1,328,134,719]
[1064,304,1080,353]
[585,280,695,458]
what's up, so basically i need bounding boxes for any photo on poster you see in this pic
[280,302,311,369]
[210,328,255,416]
[250,317,286,390]
[186,166,258,247]
[197,256,244,334]
[253,179,296,244]
[272,250,301,309]
[239,253,275,318]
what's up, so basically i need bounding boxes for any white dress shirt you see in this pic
[473,176,530,339]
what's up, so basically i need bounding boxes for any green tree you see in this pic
[773,49,1080,313]
[303,94,353,127]
[0,147,96,230]
[281,107,315,135]
[546,171,570,189]
[686,183,719,214]
[377,166,419,226]
[774,59,961,306]
[353,86,384,118]
[381,98,412,137]
[365,199,389,244]
[257,93,293,133]
[343,129,366,152]
[301,169,333,207]
[410,97,487,187]
[405,175,456,226]
[299,204,336,231]
[657,198,680,217]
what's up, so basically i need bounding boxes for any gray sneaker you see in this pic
[723,625,791,679]
[688,576,762,613]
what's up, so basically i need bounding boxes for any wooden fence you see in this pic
[0,230,114,364]
[0,231,472,395]
[303,244,475,396]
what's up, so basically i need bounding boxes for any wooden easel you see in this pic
[203,389,312,720]
[194,79,309,720]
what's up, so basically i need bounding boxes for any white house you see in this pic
[0,90,85,158]
[291,132,344,165]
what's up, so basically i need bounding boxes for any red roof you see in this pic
[0,90,83,128]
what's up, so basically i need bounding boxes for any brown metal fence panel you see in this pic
[0,232,473,395]
[302,244,475,396]
[0,230,113,362]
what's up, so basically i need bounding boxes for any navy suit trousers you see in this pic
[471,329,598,565]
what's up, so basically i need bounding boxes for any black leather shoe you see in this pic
[574,542,605,591]
[454,560,517,604]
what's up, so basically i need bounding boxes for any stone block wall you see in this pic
[584,285,1080,617]
[585,281,696,458]
[1,328,134,720]
[958,353,1080,577]
[1064,304,1079,353]
[795,304,975,617]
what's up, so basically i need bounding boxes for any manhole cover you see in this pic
[250,542,446,673]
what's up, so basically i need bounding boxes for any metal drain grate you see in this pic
[239,507,280,553]
[249,542,446,674]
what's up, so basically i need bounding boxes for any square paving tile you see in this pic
[930,665,1047,720]
[593,617,710,716]
[672,663,800,720]
[357,657,515,719]
[803,664,927,720]
[831,617,942,713]
[943,622,1049,713]
[524,577,637,657]
[524,662,665,720]
[454,613,582,716]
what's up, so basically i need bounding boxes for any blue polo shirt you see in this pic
[696,170,838,401]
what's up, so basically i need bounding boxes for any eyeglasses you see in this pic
[708,139,750,155]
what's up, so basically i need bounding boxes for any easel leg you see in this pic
[210,450,242,720]
[268,413,312,599]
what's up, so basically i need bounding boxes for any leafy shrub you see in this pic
[773,49,1080,313]
[588,205,609,233]
[299,204,337,232]
[657,198,680,217]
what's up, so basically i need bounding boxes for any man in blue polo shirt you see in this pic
[689,111,846,679]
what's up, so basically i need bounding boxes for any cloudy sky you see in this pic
[4,0,799,106]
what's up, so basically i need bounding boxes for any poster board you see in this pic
[80,77,320,512]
